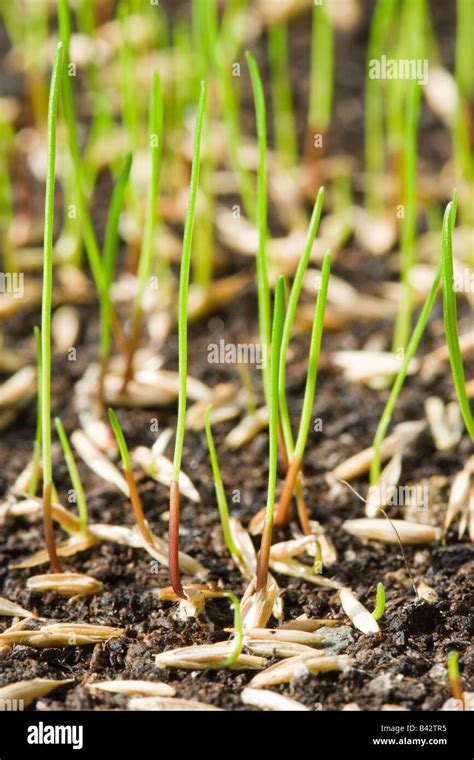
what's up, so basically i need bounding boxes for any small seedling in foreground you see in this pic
[55,418,88,531]
[41,43,64,574]
[204,405,242,562]
[274,252,331,527]
[220,592,243,667]
[108,408,154,547]
[169,81,207,599]
[256,276,285,592]
[372,582,386,621]
[447,650,464,706]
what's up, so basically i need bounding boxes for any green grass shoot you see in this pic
[268,22,297,168]
[58,0,104,292]
[169,81,207,598]
[372,582,386,620]
[447,650,464,703]
[392,76,421,352]
[256,276,285,592]
[245,50,271,406]
[41,42,64,574]
[198,0,255,221]
[108,408,154,546]
[122,71,163,386]
[278,186,325,458]
[308,1,333,135]
[370,265,442,484]
[29,325,42,496]
[220,592,243,667]
[364,0,398,213]
[204,405,242,561]
[275,252,331,527]
[99,154,132,391]
[55,418,88,530]
[441,191,474,439]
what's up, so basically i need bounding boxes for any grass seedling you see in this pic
[370,266,442,485]
[372,582,386,621]
[41,43,64,574]
[245,51,271,405]
[454,0,474,222]
[441,191,474,440]
[447,650,464,705]
[76,0,114,179]
[197,0,255,221]
[0,121,16,273]
[28,326,42,497]
[122,71,163,389]
[364,0,398,213]
[370,196,460,485]
[108,408,154,546]
[204,405,242,562]
[278,187,324,457]
[58,0,104,290]
[268,22,297,169]
[55,418,88,531]
[306,1,333,156]
[274,252,331,528]
[99,154,133,399]
[392,76,421,352]
[256,276,285,593]
[220,592,243,667]
[169,82,207,599]
[118,0,139,154]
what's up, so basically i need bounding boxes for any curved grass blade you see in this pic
[441,191,474,439]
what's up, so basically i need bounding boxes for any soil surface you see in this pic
[0,1,472,711]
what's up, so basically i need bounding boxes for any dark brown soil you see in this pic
[0,1,472,711]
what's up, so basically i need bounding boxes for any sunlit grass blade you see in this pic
[41,42,64,574]
[256,276,285,592]
[245,50,271,405]
[169,81,207,599]
[54,418,88,531]
[204,405,242,561]
[441,191,474,439]
[274,253,330,527]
